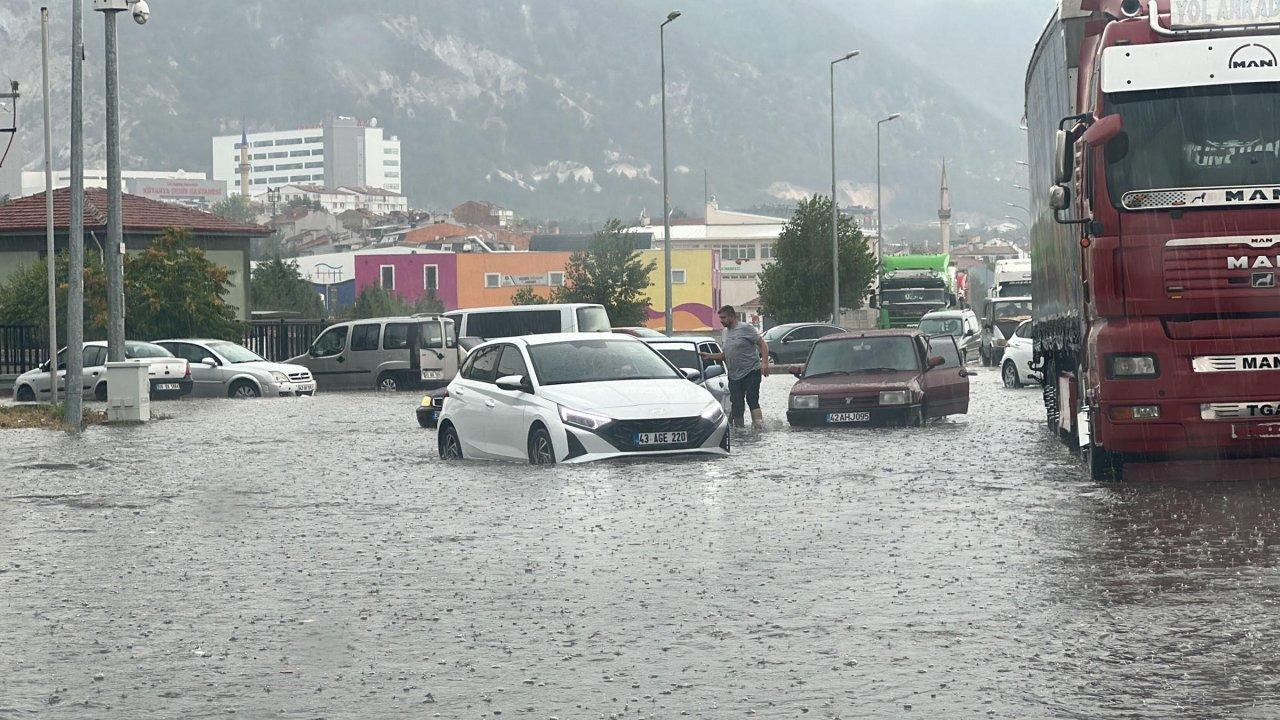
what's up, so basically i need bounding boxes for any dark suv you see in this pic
[763,323,846,365]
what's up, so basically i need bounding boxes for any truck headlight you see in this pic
[879,390,909,406]
[791,395,818,409]
[270,371,289,383]
[1107,354,1159,378]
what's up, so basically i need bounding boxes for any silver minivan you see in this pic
[445,303,611,340]
[288,315,458,392]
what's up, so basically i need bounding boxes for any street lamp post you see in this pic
[67,0,85,428]
[93,0,148,363]
[659,10,681,335]
[875,113,902,260]
[829,50,859,325]
[1006,201,1032,217]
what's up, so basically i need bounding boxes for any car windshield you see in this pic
[1106,84,1280,200]
[994,301,1032,320]
[804,337,920,376]
[207,341,265,364]
[124,342,173,359]
[762,325,790,341]
[881,289,946,304]
[919,317,963,336]
[650,344,700,370]
[527,338,680,386]
[576,306,611,332]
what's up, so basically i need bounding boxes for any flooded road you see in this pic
[3,369,1280,718]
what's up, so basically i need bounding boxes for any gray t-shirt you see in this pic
[722,323,763,380]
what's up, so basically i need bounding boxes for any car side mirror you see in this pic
[701,365,725,381]
[965,329,976,337]
[496,374,530,392]
[928,356,946,369]
[681,367,702,382]
[200,357,218,367]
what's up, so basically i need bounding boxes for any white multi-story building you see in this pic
[279,184,408,215]
[211,116,402,197]
[20,168,209,198]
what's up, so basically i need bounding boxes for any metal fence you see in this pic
[0,324,46,375]
[242,319,327,362]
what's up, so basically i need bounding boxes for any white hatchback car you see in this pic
[999,320,1040,388]
[437,333,730,465]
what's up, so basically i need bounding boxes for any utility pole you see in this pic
[100,1,126,361]
[41,7,58,406]
[67,0,85,427]
[829,51,858,325]
[659,10,681,335]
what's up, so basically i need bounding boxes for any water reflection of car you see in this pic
[786,330,973,427]
[437,333,729,465]
[999,320,1040,388]
[642,336,729,409]
[156,339,315,398]
[918,309,981,363]
[980,297,1033,367]
[762,322,846,364]
[613,326,666,338]
[12,340,192,402]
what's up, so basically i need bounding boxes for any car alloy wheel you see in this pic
[439,425,463,460]
[528,426,556,466]
[1002,361,1021,389]
[377,373,398,392]
[230,381,261,399]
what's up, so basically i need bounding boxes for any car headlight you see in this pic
[791,395,818,409]
[701,401,725,423]
[879,390,909,406]
[270,371,289,383]
[559,405,613,430]
[1107,354,1159,378]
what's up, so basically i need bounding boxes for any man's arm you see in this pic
[699,350,726,361]
[757,336,770,376]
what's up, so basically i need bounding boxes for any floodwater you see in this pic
[3,370,1280,719]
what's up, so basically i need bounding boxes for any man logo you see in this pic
[1229,44,1278,69]
[1254,272,1277,289]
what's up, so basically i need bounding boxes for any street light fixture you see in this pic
[1011,183,1029,191]
[829,50,859,324]
[876,113,902,260]
[1006,201,1031,217]
[659,9,681,335]
[1003,215,1027,230]
[93,0,150,362]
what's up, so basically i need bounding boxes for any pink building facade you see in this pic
[354,252,459,309]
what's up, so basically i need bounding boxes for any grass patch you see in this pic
[0,404,108,430]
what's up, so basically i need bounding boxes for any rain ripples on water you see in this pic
[3,370,1280,718]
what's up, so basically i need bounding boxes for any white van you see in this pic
[445,303,612,340]
[288,314,458,392]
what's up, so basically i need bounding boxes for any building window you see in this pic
[252,153,267,160]
[484,273,501,289]
[305,162,323,169]
[548,271,565,287]
[383,159,399,166]
[277,137,303,146]
[311,174,325,181]
[276,163,303,171]
[384,146,398,154]
[380,265,395,290]
[311,149,325,156]
[305,136,322,144]
[760,244,775,260]
[386,172,400,178]
[424,264,439,291]
[721,244,756,261]
[270,176,289,183]
[671,269,687,285]
[268,151,289,159]
[289,176,309,182]
[290,149,310,157]
[252,140,274,147]
[252,178,268,185]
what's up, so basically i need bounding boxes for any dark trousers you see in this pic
[728,369,762,423]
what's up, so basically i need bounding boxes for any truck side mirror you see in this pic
[868,294,879,309]
[1049,184,1069,211]
[1053,128,1072,184]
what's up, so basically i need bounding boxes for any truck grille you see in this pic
[1163,245,1277,298]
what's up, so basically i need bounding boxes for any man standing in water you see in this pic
[701,305,769,428]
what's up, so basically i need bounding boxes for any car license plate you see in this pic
[156,383,179,391]
[635,431,687,446]
[421,370,444,381]
[827,412,870,423]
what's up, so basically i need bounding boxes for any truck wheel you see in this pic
[1085,442,1123,482]
[15,385,36,402]
[1002,360,1022,388]
[376,372,399,392]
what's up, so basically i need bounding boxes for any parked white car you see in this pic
[642,336,729,410]
[156,339,315,398]
[999,320,1039,388]
[12,341,191,402]
[437,333,730,465]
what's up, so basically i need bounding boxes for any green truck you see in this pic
[872,254,956,329]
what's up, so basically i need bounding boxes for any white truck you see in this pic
[991,258,1032,299]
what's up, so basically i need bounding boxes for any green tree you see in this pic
[124,228,242,340]
[251,256,326,317]
[0,253,105,341]
[350,285,410,319]
[553,219,656,325]
[211,194,257,224]
[757,194,874,324]
[511,286,549,306]
[413,289,446,315]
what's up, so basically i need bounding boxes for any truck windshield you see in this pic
[1106,84,1280,200]
[881,289,945,304]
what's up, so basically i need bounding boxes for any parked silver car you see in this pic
[156,339,315,398]
[12,340,191,402]
[918,308,982,364]
[642,336,730,409]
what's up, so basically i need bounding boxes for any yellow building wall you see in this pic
[640,248,719,332]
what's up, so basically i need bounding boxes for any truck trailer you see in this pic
[874,254,955,328]
[1026,0,1280,479]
